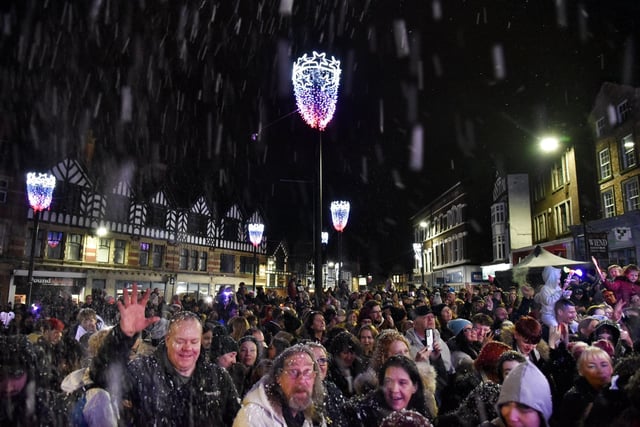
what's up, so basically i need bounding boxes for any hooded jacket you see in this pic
[232,379,325,427]
[534,266,563,325]
[496,361,552,427]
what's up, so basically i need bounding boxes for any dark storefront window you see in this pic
[220,254,235,273]
[114,239,126,264]
[139,242,150,266]
[152,245,165,268]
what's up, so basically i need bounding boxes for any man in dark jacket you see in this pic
[91,285,240,426]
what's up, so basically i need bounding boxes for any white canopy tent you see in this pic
[513,245,585,269]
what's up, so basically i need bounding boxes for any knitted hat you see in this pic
[211,335,238,359]
[474,341,512,378]
[448,318,472,336]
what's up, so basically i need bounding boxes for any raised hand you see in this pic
[117,284,161,337]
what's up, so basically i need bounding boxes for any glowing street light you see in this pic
[248,223,264,293]
[539,136,559,152]
[292,51,341,305]
[26,172,56,305]
[330,201,350,284]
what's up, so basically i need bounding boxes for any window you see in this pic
[533,174,546,201]
[620,134,637,170]
[223,219,240,241]
[598,148,612,180]
[152,245,165,268]
[179,248,189,270]
[188,212,208,236]
[240,256,254,274]
[551,158,567,190]
[493,233,506,260]
[97,238,110,263]
[602,189,615,218]
[220,254,235,273]
[52,182,83,216]
[533,213,547,241]
[67,234,83,261]
[609,247,637,267]
[46,231,64,259]
[147,204,167,228]
[190,250,198,270]
[139,242,150,266]
[106,194,130,223]
[114,239,126,264]
[0,178,7,203]
[491,203,506,224]
[617,99,631,122]
[198,251,207,271]
[623,177,639,212]
[595,117,606,137]
[554,200,572,234]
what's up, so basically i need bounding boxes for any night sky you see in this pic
[1,0,638,279]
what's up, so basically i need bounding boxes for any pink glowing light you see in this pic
[330,201,350,232]
[292,51,341,131]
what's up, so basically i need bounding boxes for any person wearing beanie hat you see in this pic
[447,318,472,337]
[211,335,239,368]
[496,361,552,427]
[474,341,512,383]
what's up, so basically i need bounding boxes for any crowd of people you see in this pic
[1,262,639,427]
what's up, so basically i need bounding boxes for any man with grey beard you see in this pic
[233,344,327,426]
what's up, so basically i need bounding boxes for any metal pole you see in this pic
[252,244,257,294]
[338,231,343,284]
[314,133,324,307]
[27,210,40,306]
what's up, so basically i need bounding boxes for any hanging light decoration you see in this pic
[292,51,341,131]
[248,223,265,247]
[26,172,56,212]
[330,201,350,232]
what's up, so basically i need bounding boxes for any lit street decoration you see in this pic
[330,201,350,232]
[292,51,341,306]
[292,51,341,131]
[26,172,56,212]
[26,171,56,305]
[248,223,265,293]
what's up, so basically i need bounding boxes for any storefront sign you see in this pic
[588,233,609,254]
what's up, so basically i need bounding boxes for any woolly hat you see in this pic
[591,320,620,346]
[474,341,512,377]
[211,335,238,359]
[448,318,472,337]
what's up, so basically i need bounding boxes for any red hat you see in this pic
[474,341,512,377]
[47,317,65,332]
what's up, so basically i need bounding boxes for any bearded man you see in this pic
[233,344,326,427]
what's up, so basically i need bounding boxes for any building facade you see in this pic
[411,181,492,289]
[0,158,281,306]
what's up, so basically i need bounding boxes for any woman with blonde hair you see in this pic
[227,316,250,342]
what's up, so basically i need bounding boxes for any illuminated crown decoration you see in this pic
[26,172,56,212]
[330,201,350,232]
[248,223,265,247]
[292,51,341,131]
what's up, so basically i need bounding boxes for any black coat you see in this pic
[91,327,240,427]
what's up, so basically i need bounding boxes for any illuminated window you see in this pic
[554,200,572,234]
[620,134,637,170]
[139,242,150,266]
[623,177,639,212]
[598,148,612,180]
[114,239,126,264]
[97,238,110,263]
[67,234,83,261]
[602,189,615,218]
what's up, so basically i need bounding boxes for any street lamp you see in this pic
[539,136,559,152]
[292,51,341,306]
[330,200,350,285]
[248,223,264,294]
[26,172,56,305]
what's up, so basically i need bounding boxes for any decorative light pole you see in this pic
[292,51,341,306]
[248,223,264,294]
[330,201,350,285]
[26,172,56,305]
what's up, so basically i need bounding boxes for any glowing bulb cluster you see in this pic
[330,201,350,232]
[26,172,56,212]
[292,51,341,131]
[248,223,265,247]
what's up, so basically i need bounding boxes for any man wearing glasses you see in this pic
[90,285,240,426]
[233,343,326,426]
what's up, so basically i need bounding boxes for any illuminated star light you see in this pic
[26,172,56,212]
[292,51,341,131]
